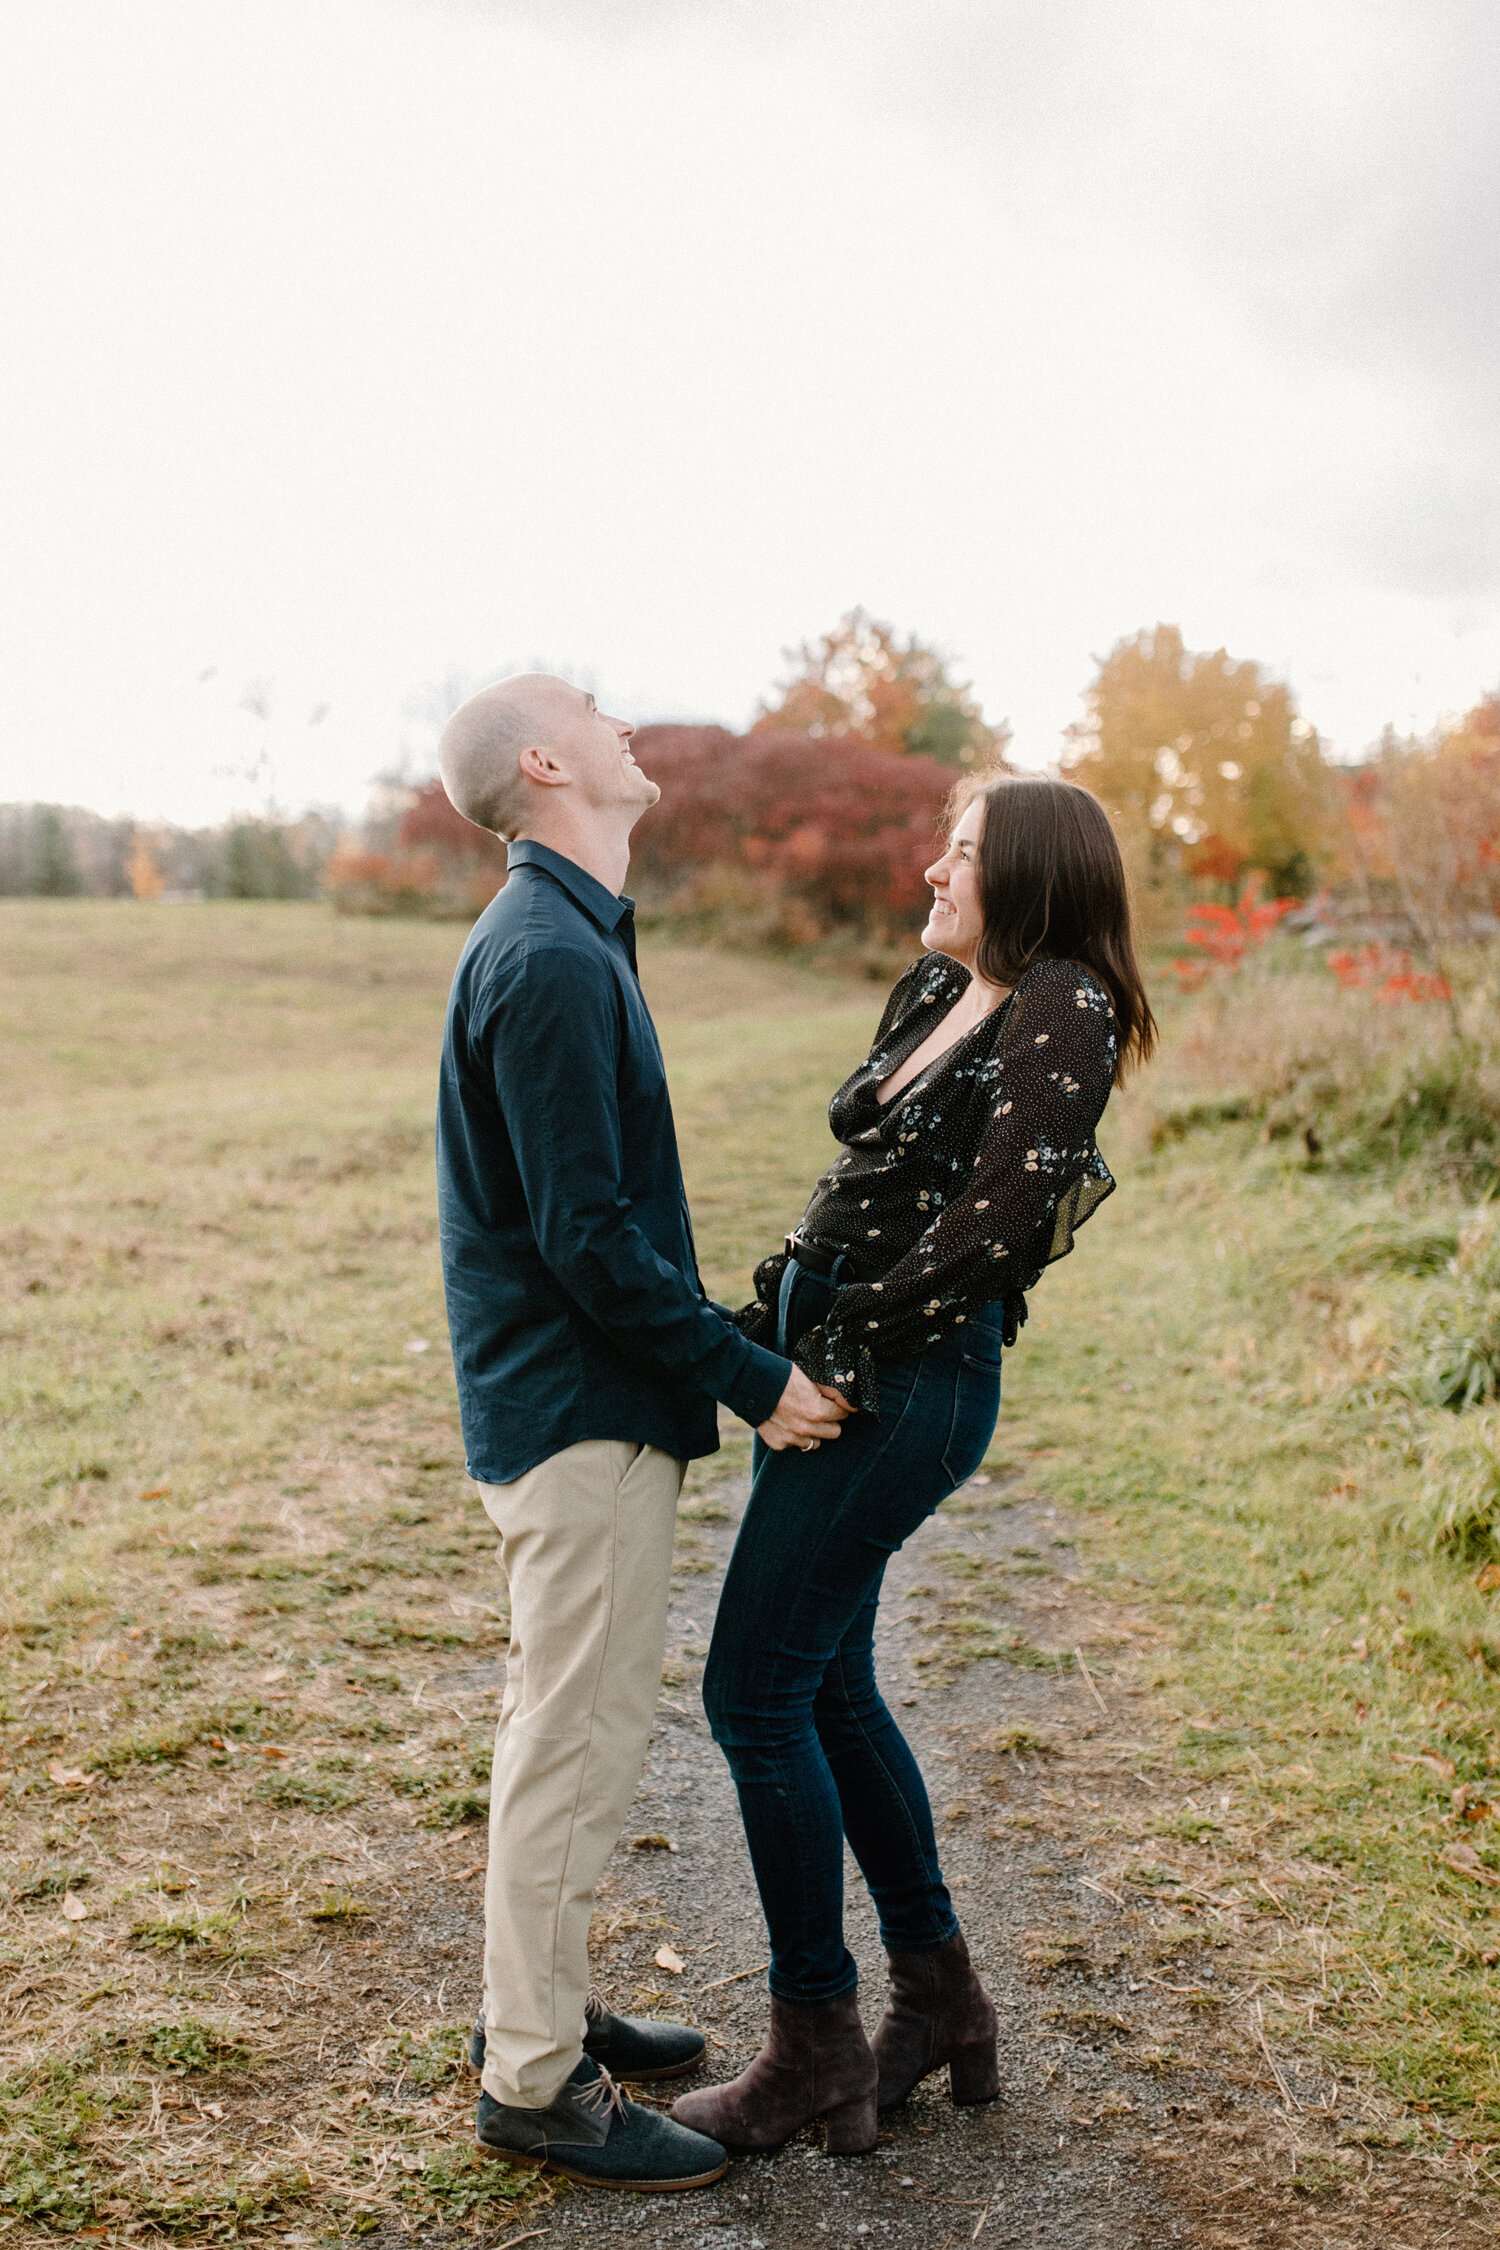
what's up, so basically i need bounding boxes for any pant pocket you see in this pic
[940,1353,1003,1484]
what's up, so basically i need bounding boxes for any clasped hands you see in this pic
[756,1364,855,1453]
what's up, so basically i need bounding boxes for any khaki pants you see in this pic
[477,1439,685,2109]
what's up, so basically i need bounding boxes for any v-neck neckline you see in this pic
[869,979,1012,1110]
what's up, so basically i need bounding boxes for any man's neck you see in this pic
[513,819,631,898]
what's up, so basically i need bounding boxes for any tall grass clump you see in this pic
[1399,1413,1500,1564]
[1150,947,1500,1187]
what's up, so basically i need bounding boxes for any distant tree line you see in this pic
[0,805,338,900]
[12,614,1496,974]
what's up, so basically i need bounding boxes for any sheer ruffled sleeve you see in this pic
[792,960,1118,1407]
[732,1248,788,1351]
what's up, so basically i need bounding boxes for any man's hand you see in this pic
[757,1364,853,1452]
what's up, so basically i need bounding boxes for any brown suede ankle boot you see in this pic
[669,1990,878,2155]
[870,1932,999,2110]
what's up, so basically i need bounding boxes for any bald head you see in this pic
[437,674,569,842]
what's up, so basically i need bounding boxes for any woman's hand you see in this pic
[757,1366,853,1452]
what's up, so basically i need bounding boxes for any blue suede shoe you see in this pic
[475,2055,728,2190]
[468,1987,705,2083]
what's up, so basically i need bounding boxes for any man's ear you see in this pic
[517,743,568,789]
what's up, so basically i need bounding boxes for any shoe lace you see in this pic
[574,2063,627,2126]
[583,1987,607,2027]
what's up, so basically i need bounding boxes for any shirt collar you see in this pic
[506,838,633,934]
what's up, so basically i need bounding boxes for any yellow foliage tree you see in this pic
[754,608,1009,769]
[1062,624,1335,896]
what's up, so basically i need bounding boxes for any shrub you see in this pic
[327,782,507,919]
[325,848,444,918]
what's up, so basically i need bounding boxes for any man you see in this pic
[435,675,848,2191]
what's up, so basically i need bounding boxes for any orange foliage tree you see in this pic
[754,608,1009,770]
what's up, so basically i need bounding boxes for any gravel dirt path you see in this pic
[409,1459,1498,2250]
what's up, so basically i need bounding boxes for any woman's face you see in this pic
[921,796,986,968]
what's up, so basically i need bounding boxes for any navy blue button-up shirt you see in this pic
[436,839,789,1484]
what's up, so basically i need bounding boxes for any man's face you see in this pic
[540,682,659,818]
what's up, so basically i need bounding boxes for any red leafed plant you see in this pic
[628,725,955,938]
[1326,942,1452,1005]
[1172,880,1297,989]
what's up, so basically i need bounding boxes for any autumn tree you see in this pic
[1341,692,1500,968]
[753,608,1009,769]
[1062,624,1334,896]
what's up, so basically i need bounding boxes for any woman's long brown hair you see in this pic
[949,774,1157,1082]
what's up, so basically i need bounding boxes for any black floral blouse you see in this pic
[735,953,1118,1411]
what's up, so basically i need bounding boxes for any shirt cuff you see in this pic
[704,1329,790,1427]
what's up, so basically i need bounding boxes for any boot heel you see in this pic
[823,2094,878,2154]
[947,2040,1000,2106]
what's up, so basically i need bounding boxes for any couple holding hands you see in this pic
[433,675,1154,2191]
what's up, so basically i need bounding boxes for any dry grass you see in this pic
[1147,945,1500,1183]
[0,900,874,2243]
[9,897,1500,2235]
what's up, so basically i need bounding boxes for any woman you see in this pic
[671,774,1156,2157]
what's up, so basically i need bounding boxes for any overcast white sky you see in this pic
[3,0,1497,826]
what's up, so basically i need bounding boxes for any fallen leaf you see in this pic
[1392,1750,1456,1782]
[1477,1562,1500,1593]
[405,1338,430,1355]
[140,1485,171,1501]
[61,1892,89,1921]
[260,1667,287,1684]
[630,1833,678,1853]
[261,1744,290,1760]
[1349,1637,1367,1659]
[1442,1841,1500,1888]
[450,1862,487,1883]
[199,2101,225,2120]
[654,1945,686,1974]
[48,1763,93,1789]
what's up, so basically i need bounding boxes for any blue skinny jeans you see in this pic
[702,1261,1004,2003]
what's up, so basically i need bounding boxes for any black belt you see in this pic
[786,1228,856,1281]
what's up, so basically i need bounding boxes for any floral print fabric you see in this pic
[734,953,1118,1411]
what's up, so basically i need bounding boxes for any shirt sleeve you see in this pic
[485,940,789,1427]
[793,960,1119,1408]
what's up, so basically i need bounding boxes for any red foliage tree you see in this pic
[398,780,507,867]
[629,726,954,937]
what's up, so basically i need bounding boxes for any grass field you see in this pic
[4,898,1500,2238]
